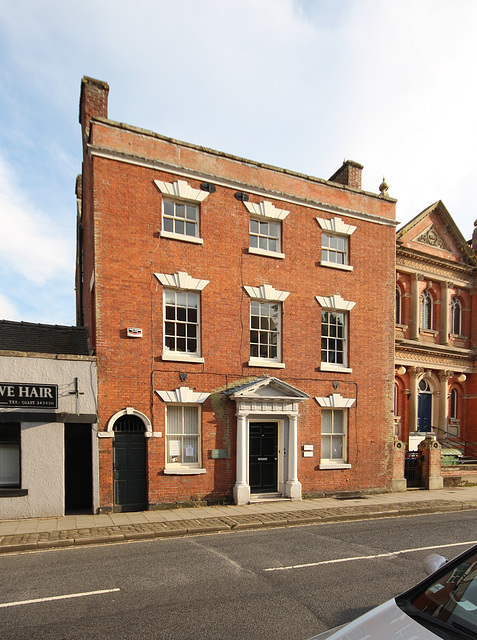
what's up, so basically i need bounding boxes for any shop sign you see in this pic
[0,383,58,408]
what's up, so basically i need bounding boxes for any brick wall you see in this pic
[78,77,397,509]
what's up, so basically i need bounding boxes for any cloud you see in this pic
[0,292,21,322]
[324,0,477,238]
[0,154,72,285]
[0,0,475,326]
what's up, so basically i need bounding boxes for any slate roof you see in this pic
[0,320,90,356]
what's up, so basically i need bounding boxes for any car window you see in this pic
[399,549,477,638]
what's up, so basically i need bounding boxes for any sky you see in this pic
[0,0,476,326]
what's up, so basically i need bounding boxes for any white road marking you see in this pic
[264,540,477,572]
[0,588,120,608]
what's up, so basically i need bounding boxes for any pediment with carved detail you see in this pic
[415,224,452,253]
[397,201,476,267]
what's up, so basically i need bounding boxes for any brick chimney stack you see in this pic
[79,76,109,136]
[329,160,363,190]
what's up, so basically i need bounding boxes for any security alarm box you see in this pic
[127,327,143,338]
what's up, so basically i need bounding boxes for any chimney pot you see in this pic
[79,76,109,135]
[329,160,363,190]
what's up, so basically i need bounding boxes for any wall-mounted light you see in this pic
[200,182,216,193]
[397,366,406,375]
[458,374,467,383]
[179,372,187,382]
[234,191,249,202]
[332,381,339,389]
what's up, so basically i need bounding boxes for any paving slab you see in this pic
[1,486,477,554]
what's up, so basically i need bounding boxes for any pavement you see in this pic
[1,486,477,554]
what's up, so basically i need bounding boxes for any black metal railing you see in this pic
[432,427,477,461]
[404,451,422,487]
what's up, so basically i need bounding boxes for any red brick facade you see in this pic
[394,202,477,451]
[77,77,397,512]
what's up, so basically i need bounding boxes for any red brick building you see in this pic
[77,76,397,512]
[394,202,477,451]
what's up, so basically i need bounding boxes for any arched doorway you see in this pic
[112,415,147,512]
[418,378,433,432]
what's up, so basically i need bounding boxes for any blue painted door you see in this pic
[418,393,432,432]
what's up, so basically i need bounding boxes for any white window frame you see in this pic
[249,218,282,256]
[244,200,288,259]
[450,297,462,336]
[321,233,349,266]
[165,404,202,470]
[320,409,348,466]
[420,290,433,330]
[154,179,210,245]
[163,199,200,240]
[154,271,209,364]
[156,387,210,474]
[316,217,356,271]
[316,294,355,373]
[315,394,355,469]
[244,284,290,368]
[163,289,201,358]
[250,300,281,363]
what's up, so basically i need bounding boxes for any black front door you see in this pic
[249,422,278,493]
[113,416,147,512]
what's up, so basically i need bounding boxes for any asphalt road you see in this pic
[1,510,477,640]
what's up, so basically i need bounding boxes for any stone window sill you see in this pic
[248,247,285,260]
[320,260,353,272]
[249,358,285,369]
[319,463,351,470]
[160,230,203,245]
[164,468,206,475]
[162,353,205,364]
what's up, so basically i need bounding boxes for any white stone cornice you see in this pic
[154,271,209,291]
[154,179,209,202]
[244,200,289,220]
[244,284,290,302]
[316,294,356,311]
[316,216,356,236]
[156,387,210,404]
[315,394,356,408]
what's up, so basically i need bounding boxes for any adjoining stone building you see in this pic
[76,76,397,512]
[0,320,97,518]
[394,202,477,450]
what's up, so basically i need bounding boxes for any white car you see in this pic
[309,544,477,639]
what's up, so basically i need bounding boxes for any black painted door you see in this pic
[249,422,278,493]
[113,427,147,512]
